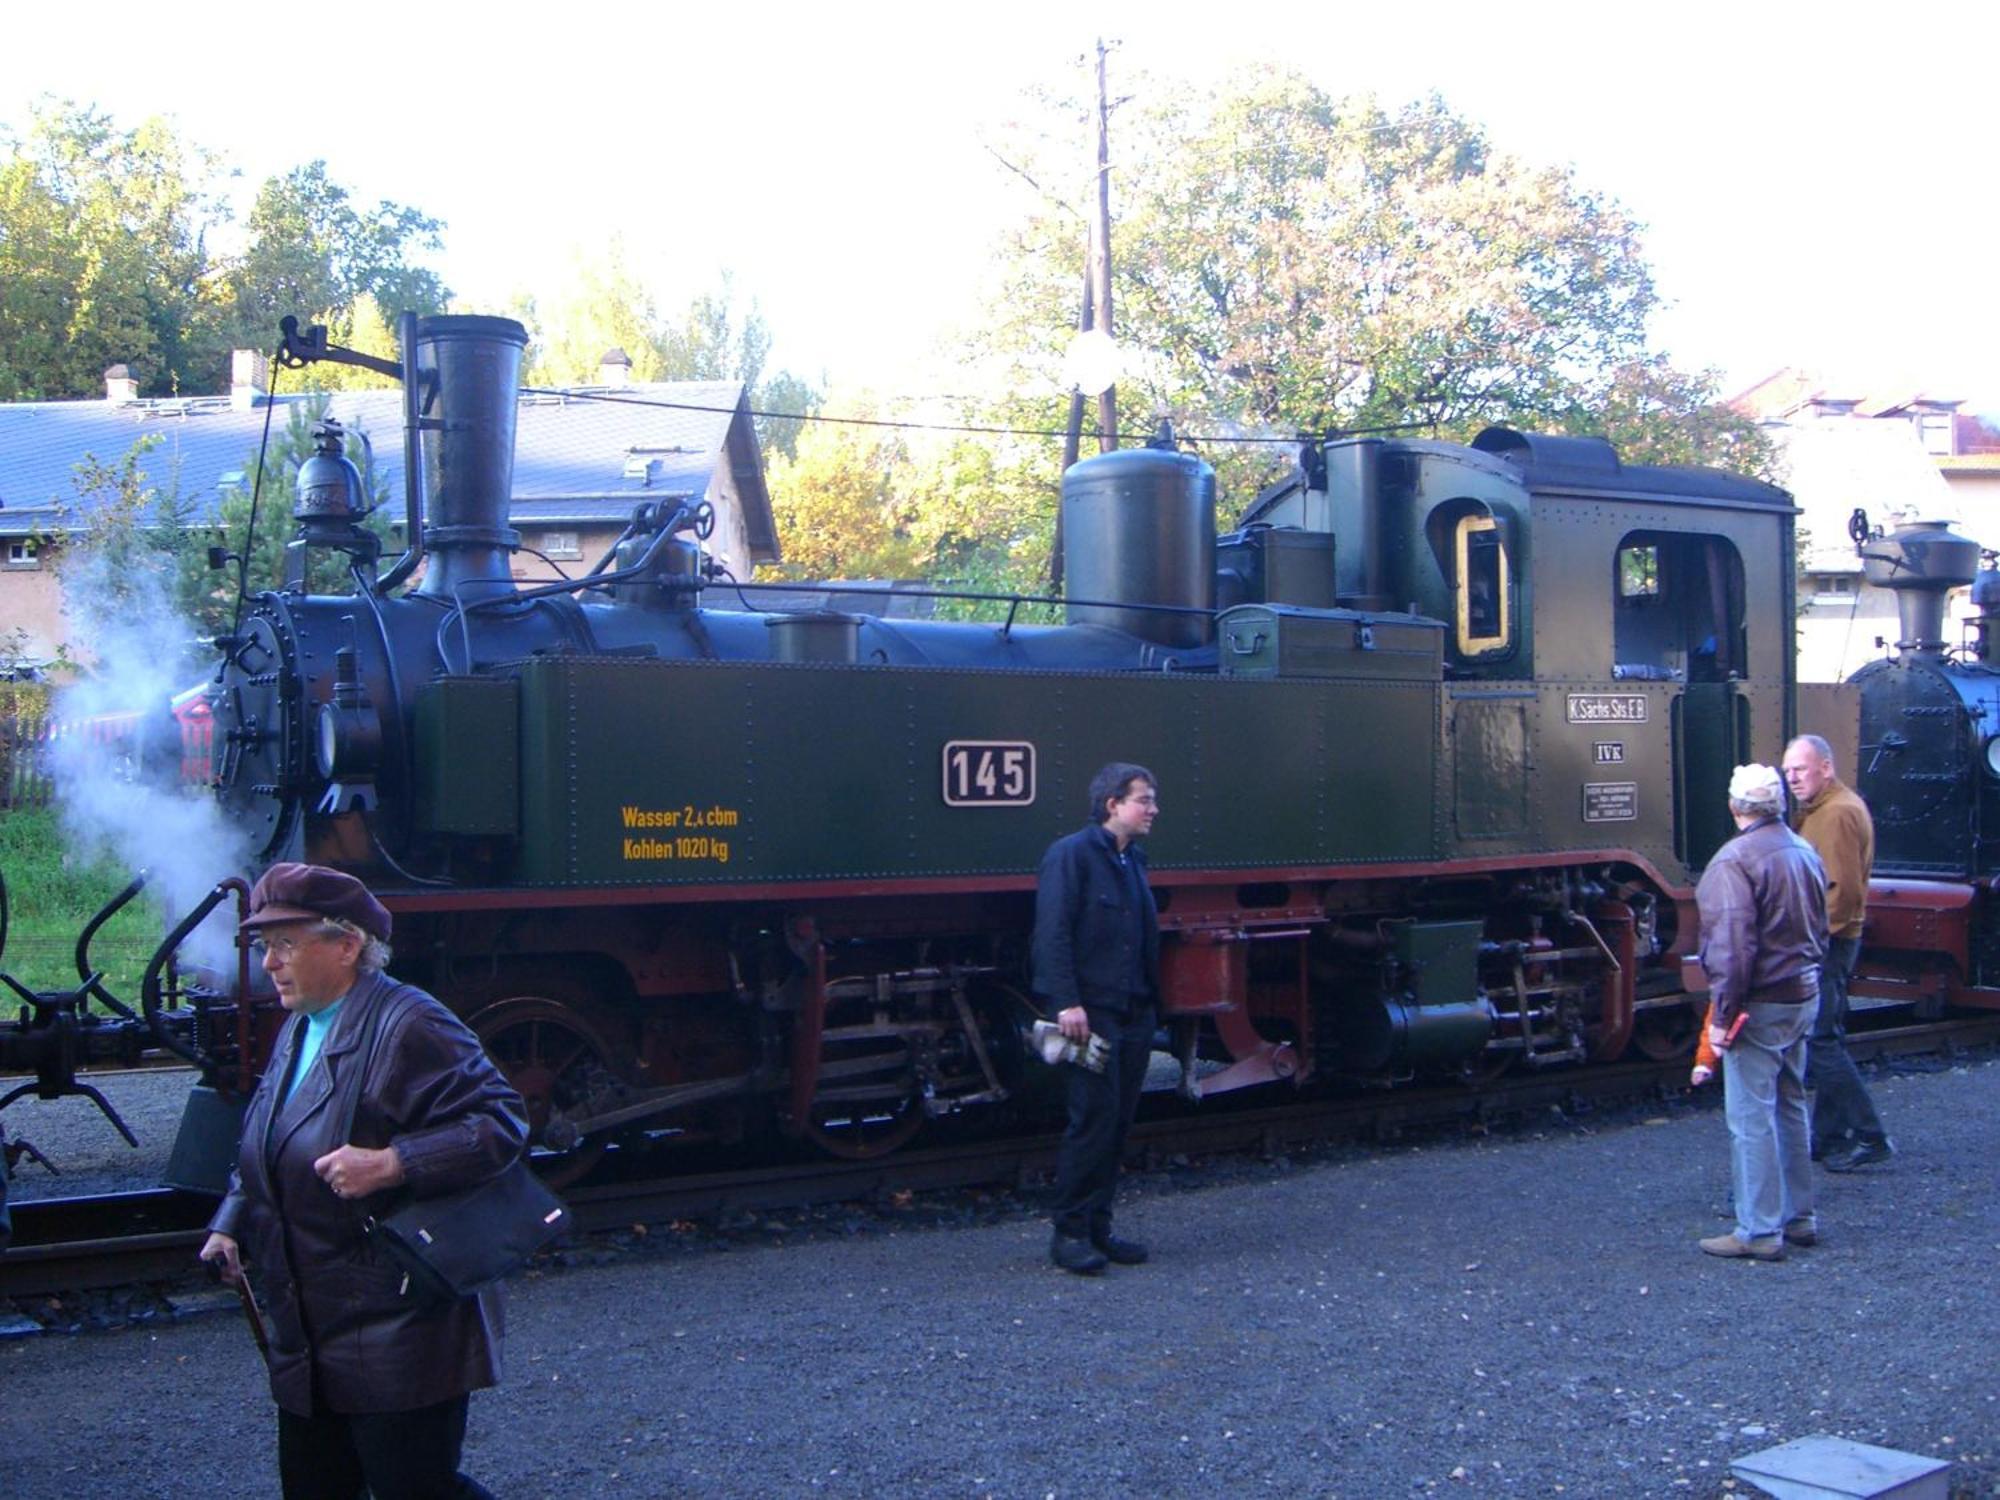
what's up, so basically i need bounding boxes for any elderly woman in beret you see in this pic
[201,863,526,1500]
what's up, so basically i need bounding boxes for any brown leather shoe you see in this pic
[1782,1220,1818,1247]
[1699,1231,1786,1261]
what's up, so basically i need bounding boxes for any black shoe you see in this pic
[1824,1137,1894,1173]
[1092,1233,1149,1266]
[1050,1233,1107,1275]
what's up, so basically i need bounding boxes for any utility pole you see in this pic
[1090,36,1117,455]
[1053,38,1119,592]
[1052,271,1091,593]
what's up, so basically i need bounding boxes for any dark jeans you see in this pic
[277,1393,493,1500]
[1050,1005,1154,1240]
[1806,934,1887,1151]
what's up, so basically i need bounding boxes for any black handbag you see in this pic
[367,1161,569,1303]
[338,984,570,1302]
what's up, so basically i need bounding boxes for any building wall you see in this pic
[1942,467,2000,515]
[510,524,626,584]
[0,556,68,664]
[1798,584,1978,683]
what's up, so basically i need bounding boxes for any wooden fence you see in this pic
[0,703,214,810]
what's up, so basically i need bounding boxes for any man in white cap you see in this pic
[1694,763,1828,1261]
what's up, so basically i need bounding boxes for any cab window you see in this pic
[1455,514,1510,657]
[1613,530,1745,682]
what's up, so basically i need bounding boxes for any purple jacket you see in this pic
[1694,814,1828,1027]
[209,970,527,1415]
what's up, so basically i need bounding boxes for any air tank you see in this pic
[1061,447,1216,649]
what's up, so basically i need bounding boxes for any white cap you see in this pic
[1728,763,1784,811]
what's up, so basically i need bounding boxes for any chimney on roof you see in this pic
[104,364,139,404]
[598,347,633,388]
[231,348,270,410]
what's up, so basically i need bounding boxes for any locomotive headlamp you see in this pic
[314,644,382,814]
[1984,735,2000,779]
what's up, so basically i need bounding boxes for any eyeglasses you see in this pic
[1123,794,1160,808]
[251,933,331,961]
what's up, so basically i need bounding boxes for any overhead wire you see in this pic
[516,384,1432,447]
[225,354,286,645]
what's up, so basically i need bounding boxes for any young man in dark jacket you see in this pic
[1695,764,1827,1261]
[1033,762,1160,1275]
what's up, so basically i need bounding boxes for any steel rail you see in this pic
[6,1015,1996,1302]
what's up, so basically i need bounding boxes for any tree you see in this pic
[1561,356,1779,481]
[515,241,670,385]
[762,401,922,581]
[976,68,1750,499]
[220,161,448,356]
[0,101,222,399]
[755,370,823,461]
[280,294,403,393]
[0,101,453,400]
[901,431,1060,614]
[761,393,1058,613]
[660,272,771,388]
[55,434,219,673]
[515,249,823,458]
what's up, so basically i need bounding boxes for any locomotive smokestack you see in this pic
[412,315,530,603]
[1860,519,1980,657]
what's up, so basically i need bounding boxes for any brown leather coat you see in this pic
[209,970,527,1415]
[1694,814,1828,1027]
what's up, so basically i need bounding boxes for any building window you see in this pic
[1918,413,1954,456]
[542,530,582,561]
[5,539,40,569]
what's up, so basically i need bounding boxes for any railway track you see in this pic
[6,1014,1996,1303]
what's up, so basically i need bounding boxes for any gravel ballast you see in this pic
[3,1054,1996,1497]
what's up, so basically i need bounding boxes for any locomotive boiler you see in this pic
[17,312,1812,1183]
[1839,516,2000,1015]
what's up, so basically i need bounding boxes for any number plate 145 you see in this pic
[942,741,1036,806]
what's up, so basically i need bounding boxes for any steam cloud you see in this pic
[50,553,252,980]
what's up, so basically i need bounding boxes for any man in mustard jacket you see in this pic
[1783,735,1894,1172]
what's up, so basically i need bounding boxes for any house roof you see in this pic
[0,380,778,562]
[1728,366,1964,423]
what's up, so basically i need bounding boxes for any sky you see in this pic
[5,0,1996,412]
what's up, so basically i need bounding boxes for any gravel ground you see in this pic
[2,1067,194,1198]
[4,1056,1997,1498]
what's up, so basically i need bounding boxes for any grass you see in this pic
[0,807,169,1004]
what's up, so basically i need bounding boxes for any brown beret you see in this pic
[241,862,392,943]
